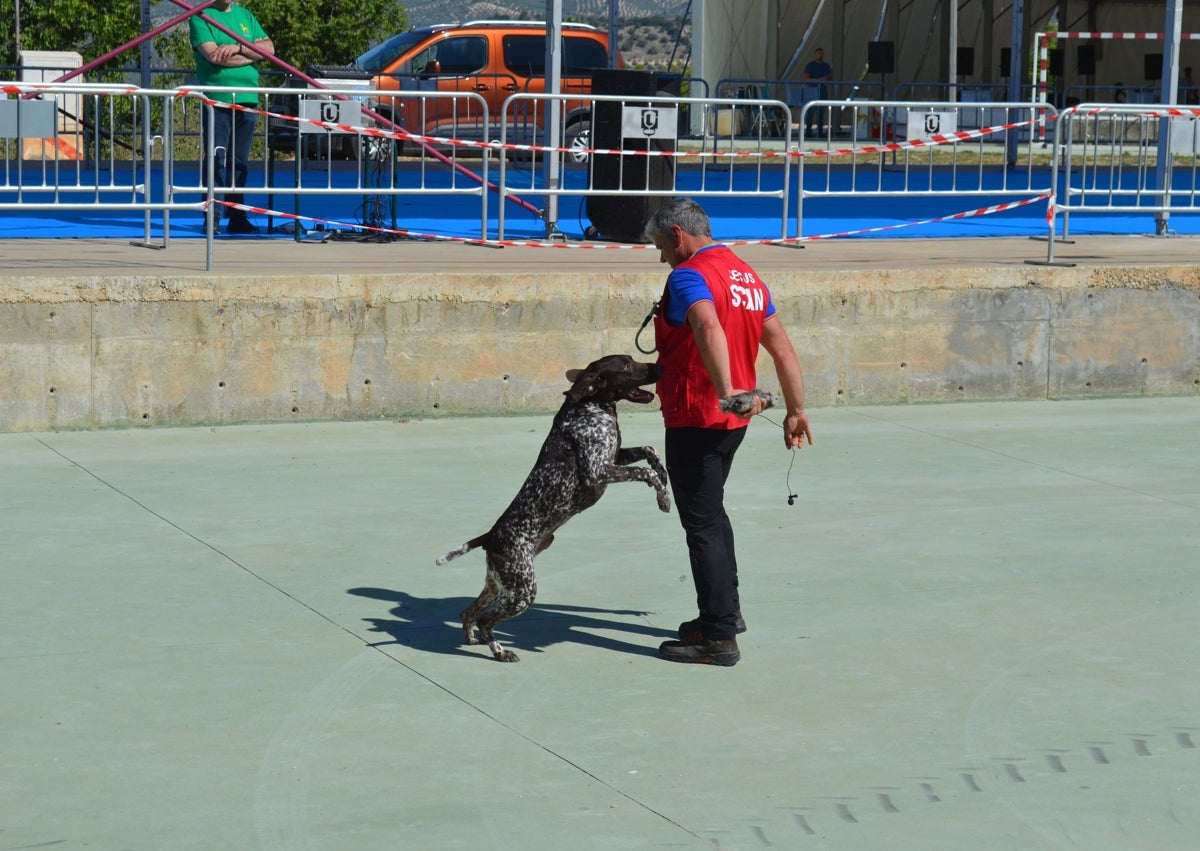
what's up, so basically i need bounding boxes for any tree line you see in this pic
[2,0,408,74]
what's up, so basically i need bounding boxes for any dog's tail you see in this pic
[436,534,486,566]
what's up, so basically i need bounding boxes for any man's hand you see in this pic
[719,389,778,418]
[784,411,814,449]
[211,43,241,64]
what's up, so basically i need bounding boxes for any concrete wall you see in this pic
[2,264,1199,431]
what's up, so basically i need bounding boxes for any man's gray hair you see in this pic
[642,197,713,242]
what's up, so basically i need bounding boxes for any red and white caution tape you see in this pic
[211,190,1053,248]
[775,194,1052,242]
[1048,31,1200,40]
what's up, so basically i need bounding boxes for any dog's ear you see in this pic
[565,365,601,402]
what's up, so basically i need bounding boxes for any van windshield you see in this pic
[357,31,431,74]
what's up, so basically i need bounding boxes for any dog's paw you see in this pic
[657,490,672,513]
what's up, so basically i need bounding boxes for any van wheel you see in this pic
[334,135,362,160]
[565,120,591,164]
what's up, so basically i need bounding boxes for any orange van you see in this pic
[355,20,620,156]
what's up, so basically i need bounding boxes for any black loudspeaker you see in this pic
[1000,47,1012,77]
[1048,48,1063,77]
[1145,53,1163,81]
[867,41,895,75]
[957,47,975,77]
[586,69,676,244]
[1077,44,1096,75]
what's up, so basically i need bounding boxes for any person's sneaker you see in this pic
[678,611,746,640]
[658,635,741,666]
[226,216,260,235]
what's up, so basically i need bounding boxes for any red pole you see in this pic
[167,0,541,217]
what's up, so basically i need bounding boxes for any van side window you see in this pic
[563,38,608,74]
[503,35,610,77]
[503,35,546,77]
[422,36,488,75]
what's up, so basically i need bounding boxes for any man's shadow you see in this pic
[347,587,675,661]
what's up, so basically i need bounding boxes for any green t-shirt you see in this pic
[190,4,268,105]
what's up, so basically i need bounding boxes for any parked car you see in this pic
[356,20,621,158]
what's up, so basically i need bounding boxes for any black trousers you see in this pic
[665,426,747,640]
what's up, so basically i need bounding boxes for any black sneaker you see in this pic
[659,635,740,666]
[226,216,260,235]
[678,611,746,640]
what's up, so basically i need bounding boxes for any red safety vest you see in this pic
[654,245,770,429]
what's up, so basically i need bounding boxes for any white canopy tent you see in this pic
[692,0,1197,99]
[539,0,1193,233]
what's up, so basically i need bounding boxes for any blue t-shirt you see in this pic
[805,60,832,81]
[805,60,832,98]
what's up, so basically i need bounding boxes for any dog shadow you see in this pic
[347,587,675,661]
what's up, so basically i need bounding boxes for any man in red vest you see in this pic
[645,198,813,666]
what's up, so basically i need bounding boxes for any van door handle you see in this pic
[474,83,492,93]
[501,82,519,93]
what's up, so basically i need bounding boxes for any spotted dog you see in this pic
[437,354,671,662]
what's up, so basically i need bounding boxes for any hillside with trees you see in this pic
[3,0,690,77]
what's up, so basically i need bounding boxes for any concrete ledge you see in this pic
[2,247,1199,431]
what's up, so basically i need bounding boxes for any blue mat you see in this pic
[2,160,1194,242]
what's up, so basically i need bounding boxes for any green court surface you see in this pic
[2,397,1198,849]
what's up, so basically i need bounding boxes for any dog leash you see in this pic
[755,411,800,506]
[635,300,660,355]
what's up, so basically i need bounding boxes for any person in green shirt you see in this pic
[190,0,274,234]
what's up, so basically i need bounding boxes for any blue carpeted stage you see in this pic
[2,159,1194,242]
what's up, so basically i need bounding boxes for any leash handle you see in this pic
[635,300,660,355]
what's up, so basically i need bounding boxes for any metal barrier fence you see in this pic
[1064,84,1161,106]
[716,78,887,139]
[494,91,793,241]
[892,82,1010,104]
[1,80,497,268]
[3,80,789,256]
[174,83,495,268]
[1,82,172,250]
[6,81,1198,264]
[1040,103,1200,264]
[795,100,1058,241]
